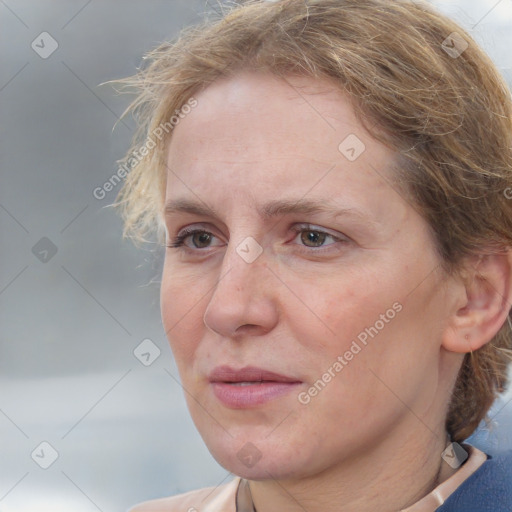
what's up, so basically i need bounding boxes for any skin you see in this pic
[155,71,511,512]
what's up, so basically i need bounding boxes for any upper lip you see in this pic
[208,365,301,383]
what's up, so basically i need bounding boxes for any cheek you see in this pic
[292,269,391,354]
[292,264,428,397]
[160,265,206,362]
[312,276,443,418]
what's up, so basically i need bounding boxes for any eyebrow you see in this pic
[164,197,371,223]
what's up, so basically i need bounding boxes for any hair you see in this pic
[112,0,512,443]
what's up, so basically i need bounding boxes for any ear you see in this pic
[442,250,512,354]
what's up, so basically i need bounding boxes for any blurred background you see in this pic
[0,1,511,510]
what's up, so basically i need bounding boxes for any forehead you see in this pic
[166,70,388,171]
[187,71,345,118]
[169,71,360,153]
[164,71,402,225]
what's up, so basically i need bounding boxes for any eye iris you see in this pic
[193,232,211,248]
[301,230,326,247]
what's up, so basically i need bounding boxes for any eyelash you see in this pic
[166,224,348,253]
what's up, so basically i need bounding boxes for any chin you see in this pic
[217,454,304,481]
[204,434,314,481]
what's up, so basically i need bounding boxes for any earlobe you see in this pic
[442,251,512,354]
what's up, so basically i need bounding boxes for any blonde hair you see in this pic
[112,0,512,442]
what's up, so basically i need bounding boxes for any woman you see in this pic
[113,0,512,510]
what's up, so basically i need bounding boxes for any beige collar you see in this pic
[401,444,487,511]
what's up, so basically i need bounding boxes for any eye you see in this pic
[290,224,347,250]
[166,224,349,253]
[167,227,222,250]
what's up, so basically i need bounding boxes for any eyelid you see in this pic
[289,224,349,252]
[169,222,344,239]
[291,223,347,240]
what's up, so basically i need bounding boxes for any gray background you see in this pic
[0,1,511,510]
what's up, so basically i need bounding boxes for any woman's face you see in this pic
[161,71,460,480]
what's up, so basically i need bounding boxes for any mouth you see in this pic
[208,365,302,408]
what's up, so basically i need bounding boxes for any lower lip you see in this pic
[211,381,301,408]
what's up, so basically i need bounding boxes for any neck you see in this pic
[247,425,455,512]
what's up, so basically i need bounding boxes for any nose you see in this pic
[202,240,279,339]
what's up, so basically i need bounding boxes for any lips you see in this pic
[209,365,302,408]
[209,365,300,384]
